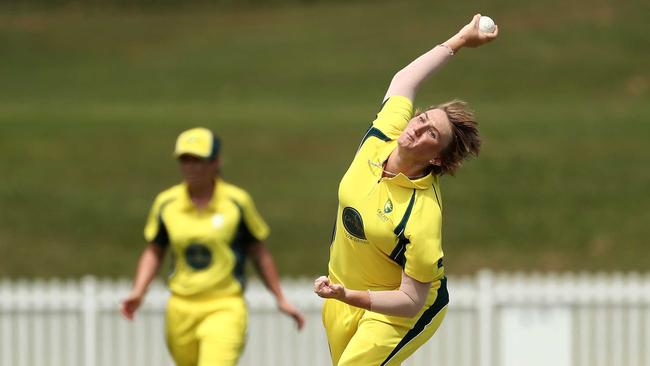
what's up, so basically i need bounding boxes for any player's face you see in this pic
[178,154,218,185]
[398,108,453,165]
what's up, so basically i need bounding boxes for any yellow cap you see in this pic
[174,127,220,160]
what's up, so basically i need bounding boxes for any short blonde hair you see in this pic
[428,100,481,176]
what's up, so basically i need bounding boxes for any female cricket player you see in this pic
[121,127,305,366]
[313,14,499,365]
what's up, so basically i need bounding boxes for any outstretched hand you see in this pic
[457,14,499,48]
[313,276,346,300]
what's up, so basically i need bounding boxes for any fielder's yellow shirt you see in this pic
[329,95,445,292]
[144,178,270,297]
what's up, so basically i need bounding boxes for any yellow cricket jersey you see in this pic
[329,95,445,292]
[144,178,270,297]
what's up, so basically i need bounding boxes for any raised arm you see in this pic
[383,13,499,102]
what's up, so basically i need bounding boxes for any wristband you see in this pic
[437,44,455,56]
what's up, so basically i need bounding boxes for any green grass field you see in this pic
[1,0,648,277]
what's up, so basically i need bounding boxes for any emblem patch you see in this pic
[342,207,367,240]
[184,243,212,270]
[384,199,393,214]
[212,214,224,228]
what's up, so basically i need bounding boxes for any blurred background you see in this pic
[2,0,648,278]
[0,0,649,364]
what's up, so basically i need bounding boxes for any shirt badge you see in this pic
[212,214,224,228]
[384,199,393,214]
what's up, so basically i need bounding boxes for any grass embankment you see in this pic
[0,0,648,277]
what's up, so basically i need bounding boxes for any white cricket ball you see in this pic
[479,16,496,33]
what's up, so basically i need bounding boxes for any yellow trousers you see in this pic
[165,294,247,366]
[322,278,448,366]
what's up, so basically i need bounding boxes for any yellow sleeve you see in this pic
[235,191,270,242]
[143,194,171,246]
[403,201,444,283]
[371,96,414,140]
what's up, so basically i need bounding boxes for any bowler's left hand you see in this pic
[313,276,346,300]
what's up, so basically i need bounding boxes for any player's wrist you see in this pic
[444,34,465,53]
[338,287,348,301]
[276,296,290,308]
[437,43,455,56]
[130,287,146,299]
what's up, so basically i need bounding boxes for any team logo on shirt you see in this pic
[384,199,393,214]
[184,243,212,270]
[342,207,367,241]
[212,214,224,228]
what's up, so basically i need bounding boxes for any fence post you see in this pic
[477,269,494,366]
[0,279,13,366]
[82,276,97,366]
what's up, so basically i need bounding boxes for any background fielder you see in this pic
[121,127,305,366]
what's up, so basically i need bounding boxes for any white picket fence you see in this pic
[1,271,650,366]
